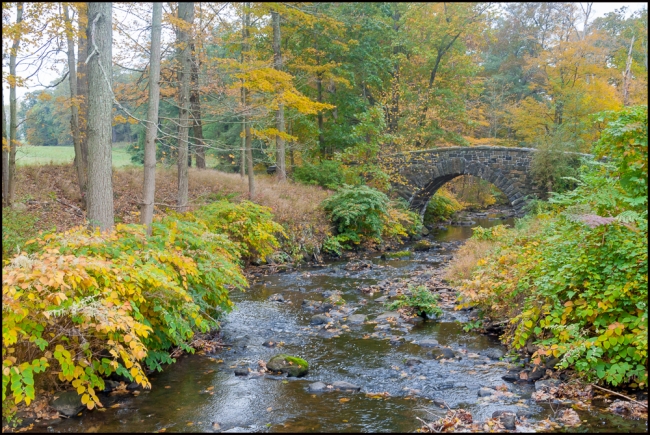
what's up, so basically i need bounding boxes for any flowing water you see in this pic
[36,214,647,433]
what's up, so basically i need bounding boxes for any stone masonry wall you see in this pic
[386,146,544,216]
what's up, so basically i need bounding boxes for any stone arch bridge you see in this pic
[386,146,544,217]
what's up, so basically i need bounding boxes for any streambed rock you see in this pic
[308,382,327,392]
[268,293,285,303]
[429,347,457,360]
[50,391,84,417]
[346,314,366,324]
[310,314,333,325]
[480,348,505,360]
[413,240,433,251]
[331,381,361,391]
[478,387,496,397]
[534,379,562,392]
[417,338,439,348]
[344,260,373,271]
[376,311,401,322]
[492,411,516,430]
[266,354,309,377]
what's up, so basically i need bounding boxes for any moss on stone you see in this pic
[284,355,309,369]
[382,250,411,259]
[267,354,309,377]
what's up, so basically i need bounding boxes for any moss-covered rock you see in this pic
[266,354,309,377]
[381,250,411,259]
[413,240,433,251]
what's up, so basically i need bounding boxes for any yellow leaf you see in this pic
[339,398,350,403]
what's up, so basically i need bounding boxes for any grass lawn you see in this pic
[16,143,138,168]
[16,143,220,168]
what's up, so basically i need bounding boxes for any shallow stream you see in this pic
[39,214,647,433]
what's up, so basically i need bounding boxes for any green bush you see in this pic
[190,200,286,261]
[2,212,248,419]
[454,106,648,388]
[293,160,345,190]
[423,187,464,224]
[386,285,442,318]
[321,184,389,249]
[2,208,40,258]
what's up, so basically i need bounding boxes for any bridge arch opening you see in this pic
[405,158,529,217]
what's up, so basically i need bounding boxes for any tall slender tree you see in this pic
[176,2,194,212]
[190,42,206,169]
[242,2,255,198]
[2,99,8,203]
[271,9,286,181]
[63,3,88,208]
[141,2,162,233]
[7,2,24,207]
[76,3,89,177]
[86,2,114,230]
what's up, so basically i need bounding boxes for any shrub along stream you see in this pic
[447,106,648,389]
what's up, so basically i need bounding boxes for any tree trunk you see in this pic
[7,2,24,208]
[243,3,255,198]
[388,9,401,135]
[86,2,114,231]
[77,3,89,184]
[141,2,162,233]
[288,118,294,173]
[623,35,635,107]
[245,118,255,199]
[240,119,246,179]
[2,102,8,204]
[63,4,88,208]
[271,10,286,181]
[176,2,194,212]
[190,43,206,169]
[317,73,325,157]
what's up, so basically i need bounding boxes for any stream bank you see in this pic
[22,212,648,433]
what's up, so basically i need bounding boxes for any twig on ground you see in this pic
[55,198,84,216]
[590,384,648,408]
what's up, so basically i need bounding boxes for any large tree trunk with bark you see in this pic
[63,4,88,208]
[86,2,114,231]
[271,10,286,181]
[141,2,162,233]
[190,43,206,169]
[7,2,23,208]
[176,2,194,212]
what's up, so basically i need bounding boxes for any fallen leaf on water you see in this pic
[267,407,273,412]
[282,380,288,384]
[110,403,120,408]
[186,422,194,426]
[206,386,214,391]
[164,386,171,389]
[342,420,348,423]
[204,370,215,374]
[339,398,350,403]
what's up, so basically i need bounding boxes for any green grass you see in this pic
[16,143,138,168]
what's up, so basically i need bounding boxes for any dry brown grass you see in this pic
[14,164,332,253]
[443,238,496,283]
